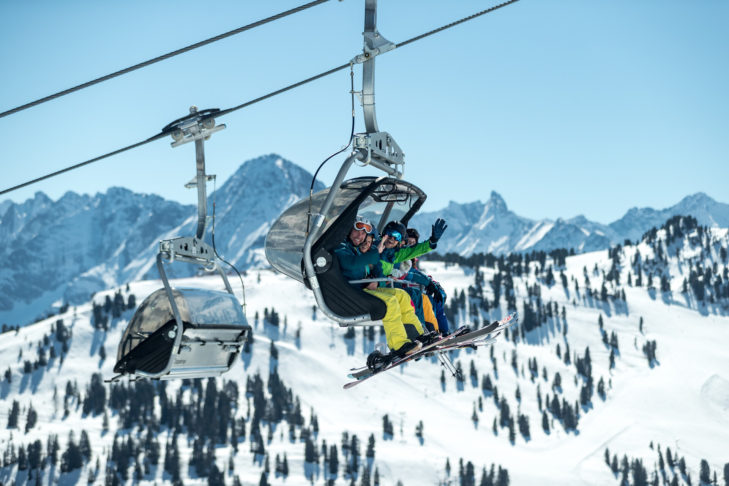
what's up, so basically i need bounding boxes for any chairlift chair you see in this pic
[265,176,426,325]
[113,287,249,380]
[112,106,251,381]
[265,0,431,328]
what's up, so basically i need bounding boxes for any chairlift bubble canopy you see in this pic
[265,176,426,322]
[114,286,249,380]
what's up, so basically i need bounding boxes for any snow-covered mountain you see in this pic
[1,218,727,485]
[0,188,192,318]
[409,192,533,255]
[0,154,322,324]
[203,154,325,270]
[411,191,729,256]
[608,192,729,244]
[2,153,727,325]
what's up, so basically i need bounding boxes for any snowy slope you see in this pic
[1,226,728,485]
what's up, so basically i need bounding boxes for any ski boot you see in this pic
[415,331,440,346]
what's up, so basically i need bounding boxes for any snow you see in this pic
[516,220,555,250]
[2,233,729,485]
[1,212,729,483]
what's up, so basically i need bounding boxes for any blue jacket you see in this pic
[333,240,381,282]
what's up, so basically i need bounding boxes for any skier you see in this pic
[376,219,446,278]
[396,227,451,335]
[333,216,424,356]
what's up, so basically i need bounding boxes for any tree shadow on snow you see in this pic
[240,348,252,370]
[344,336,355,356]
[263,322,280,342]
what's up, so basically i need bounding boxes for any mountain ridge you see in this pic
[1,155,727,324]
[411,190,729,256]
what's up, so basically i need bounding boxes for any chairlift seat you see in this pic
[114,288,250,380]
[265,176,426,323]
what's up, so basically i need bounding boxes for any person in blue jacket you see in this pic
[333,216,424,356]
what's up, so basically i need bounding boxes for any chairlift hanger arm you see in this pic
[352,0,395,135]
[165,106,226,240]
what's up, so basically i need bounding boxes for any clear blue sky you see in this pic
[1,0,727,224]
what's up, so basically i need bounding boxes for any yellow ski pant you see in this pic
[365,287,423,351]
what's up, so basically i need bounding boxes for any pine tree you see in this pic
[360,465,372,486]
[304,437,317,464]
[47,434,60,466]
[415,421,424,441]
[258,471,269,486]
[482,374,493,393]
[496,466,510,486]
[25,404,38,432]
[7,400,20,428]
[366,434,375,459]
[79,430,92,462]
[542,411,550,434]
[60,431,83,472]
[329,445,339,476]
[699,459,711,485]
[27,440,43,470]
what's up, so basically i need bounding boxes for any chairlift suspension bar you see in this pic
[361,0,385,134]
[194,137,208,239]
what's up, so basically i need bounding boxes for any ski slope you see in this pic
[1,243,728,485]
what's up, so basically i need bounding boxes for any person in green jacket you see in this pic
[377,219,447,278]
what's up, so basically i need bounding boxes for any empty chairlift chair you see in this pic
[112,106,250,381]
[114,287,249,380]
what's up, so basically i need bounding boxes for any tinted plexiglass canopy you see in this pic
[265,176,426,283]
[116,287,248,362]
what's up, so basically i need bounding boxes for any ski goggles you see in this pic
[353,220,373,234]
[385,230,402,242]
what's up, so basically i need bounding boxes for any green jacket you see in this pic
[379,240,434,277]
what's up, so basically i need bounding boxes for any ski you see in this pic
[344,327,473,386]
[430,311,518,353]
[346,326,470,380]
[344,312,518,389]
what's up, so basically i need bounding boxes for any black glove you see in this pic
[425,282,438,296]
[434,281,446,303]
[430,218,447,244]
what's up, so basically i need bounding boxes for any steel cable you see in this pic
[1,0,521,196]
[0,0,331,120]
